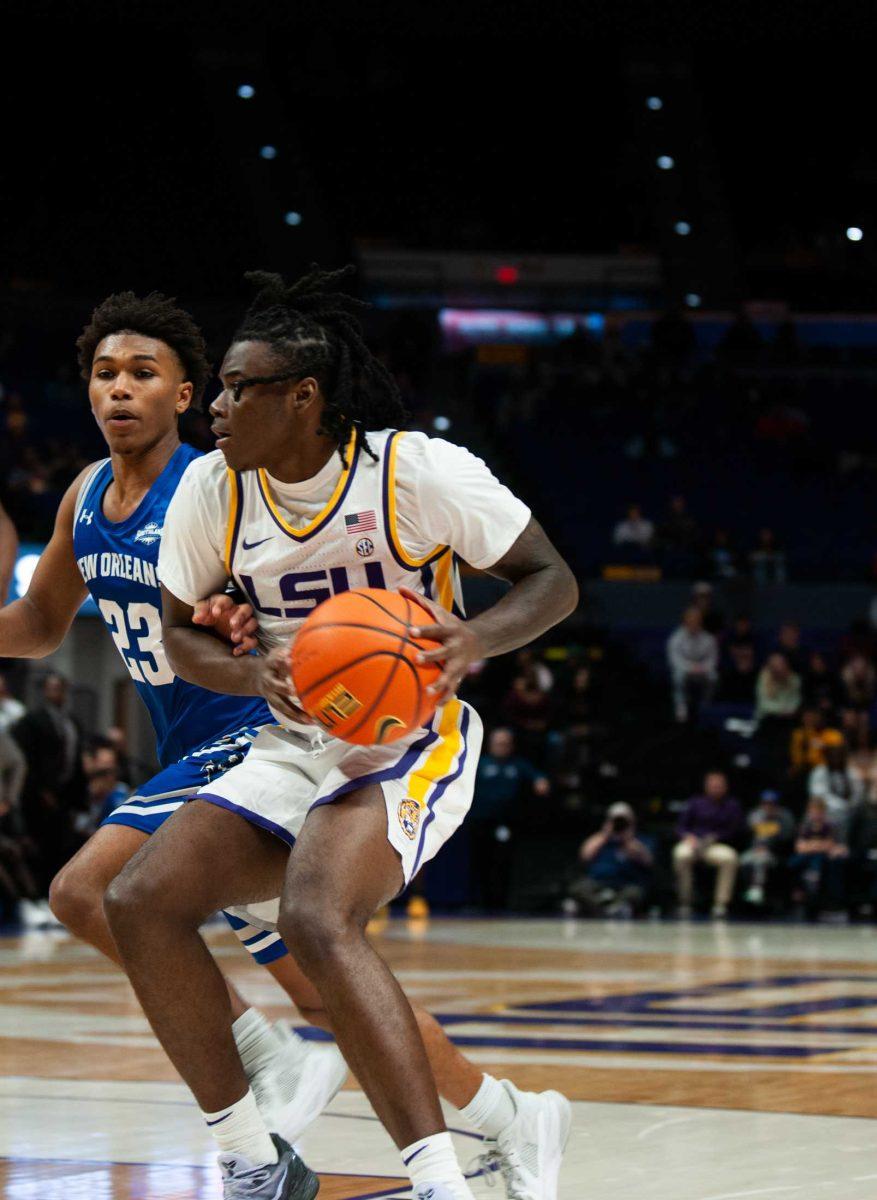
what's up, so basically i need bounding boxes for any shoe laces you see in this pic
[220,1160,273,1197]
[468,1140,528,1197]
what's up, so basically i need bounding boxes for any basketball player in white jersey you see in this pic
[105,267,579,1200]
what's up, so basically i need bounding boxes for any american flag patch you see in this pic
[344,510,378,534]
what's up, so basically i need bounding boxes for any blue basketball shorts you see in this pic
[101,724,288,965]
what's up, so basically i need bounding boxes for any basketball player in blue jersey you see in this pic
[0,292,347,1155]
[4,291,575,1200]
[105,267,580,1200]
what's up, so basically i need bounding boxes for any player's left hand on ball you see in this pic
[192,593,259,656]
[400,586,485,704]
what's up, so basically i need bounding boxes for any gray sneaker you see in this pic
[219,1133,319,1199]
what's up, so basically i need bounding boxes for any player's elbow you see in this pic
[553,561,579,619]
[10,597,67,659]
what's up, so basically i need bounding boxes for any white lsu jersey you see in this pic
[159,426,531,668]
[226,427,466,649]
[157,427,529,884]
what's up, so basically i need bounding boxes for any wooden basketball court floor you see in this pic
[2,916,876,1199]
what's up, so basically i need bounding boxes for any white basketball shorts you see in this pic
[196,697,481,927]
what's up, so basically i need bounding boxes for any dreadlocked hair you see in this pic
[233,264,408,466]
[76,291,211,406]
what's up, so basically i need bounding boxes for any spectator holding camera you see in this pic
[567,802,654,917]
[674,770,743,918]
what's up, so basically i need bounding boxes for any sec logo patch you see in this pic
[398,799,421,840]
[355,537,375,558]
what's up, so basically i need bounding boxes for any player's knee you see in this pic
[102,869,141,938]
[279,898,361,969]
[49,863,101,935]
[103,863,183,937]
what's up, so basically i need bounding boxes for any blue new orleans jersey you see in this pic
[73,444,272,766]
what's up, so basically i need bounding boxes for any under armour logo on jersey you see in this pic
[79,509,94,525]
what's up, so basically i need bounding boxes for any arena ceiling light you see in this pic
[260,145,278,160]
[657,155,675,170]
[284,211,303,226]
[685,292,702,308]
[237,84,255,99]
[674,221,691,236]
[846,226,864,242]
[646,96,663,110]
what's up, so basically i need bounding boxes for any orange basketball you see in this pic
[290,588,442,745]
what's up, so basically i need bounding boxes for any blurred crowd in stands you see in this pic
[614,498,787,585]
[0,670,137,926]
[453,595,877,922]
[5,307,877,583]
[3,308,877,927]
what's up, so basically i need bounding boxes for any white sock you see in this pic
[232,1008,284,1080]
[401,1130,469,1194]
[460,1074,516,1140]
[202,1087,278,1165]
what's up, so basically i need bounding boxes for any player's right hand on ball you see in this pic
[259,644,315,725]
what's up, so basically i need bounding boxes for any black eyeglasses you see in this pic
[230,370,302,404]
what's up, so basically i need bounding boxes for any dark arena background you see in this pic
[2,4,877,1198]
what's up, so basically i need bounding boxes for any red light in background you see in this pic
[495,265,519,285]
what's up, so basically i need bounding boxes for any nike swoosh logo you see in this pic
[242,537,272,550]
[205,1111,233,1126]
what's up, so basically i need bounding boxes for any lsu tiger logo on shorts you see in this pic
[398,798,421,840]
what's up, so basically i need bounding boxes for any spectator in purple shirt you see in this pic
[673,770,743,918]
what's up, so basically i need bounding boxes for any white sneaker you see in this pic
[250,1025,348,1143]
[470,1080,571,1200]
